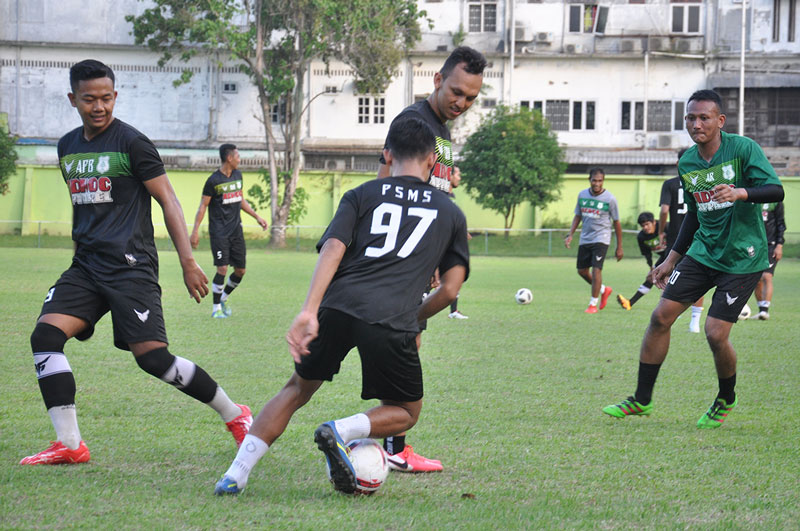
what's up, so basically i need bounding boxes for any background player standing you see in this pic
[21,60,252,466]
[754,201,785,320]
[602,89,784,429]
[213,116,469,495]
[375,45,485,472]
[564,168,623,313]
[190,144,268,318]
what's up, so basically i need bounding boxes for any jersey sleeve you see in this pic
[202,175,216,198]
[659,180,671,206]
[609,197,620,221]
[129,135,166,182]
[316,188,359,251]
[438,210,471,282]
[741,138,781,187]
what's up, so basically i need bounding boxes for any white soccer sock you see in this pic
[600,284,606,293]
[224,434,269,487]
[637,285,651,295]
[212,303,222,312]
[589,297,599,307]
[691,305,703,316]
[48,405,81,449]
[759,300,771,308]
[208,387,242,423]
[334,413,371,443]
[220,292,229,302]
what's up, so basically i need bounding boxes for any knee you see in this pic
[704,326,729,351]
[234,268,246,277]
[31,322,68,352]
[649,308,675,332]
[284,373,319,408]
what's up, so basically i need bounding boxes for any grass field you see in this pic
[1,248,798,529]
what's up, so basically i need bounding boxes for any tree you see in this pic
[0,118,17,196]
[459,105,565,235]
[127,0,425,246]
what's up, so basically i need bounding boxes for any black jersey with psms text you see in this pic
[317,175,470,332]
[380,100,454,193]
[202,168,244,238]
[57,119,165,281]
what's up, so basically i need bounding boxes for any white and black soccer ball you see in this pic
[738,303,752,321]
[346,439,389,494]
[515,288,533,305]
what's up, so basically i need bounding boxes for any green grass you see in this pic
[1,248,798,529]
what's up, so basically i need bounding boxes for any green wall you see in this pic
[2,165,799,241]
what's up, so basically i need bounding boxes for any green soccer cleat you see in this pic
[212,309,228,319]
[221,300,232,317]
[697,396,737,429]
[602,396,653,418]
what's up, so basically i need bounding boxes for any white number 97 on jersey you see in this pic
[365,203,438,259]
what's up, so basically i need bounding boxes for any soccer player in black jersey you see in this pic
[21,60,252,466]
[616,212,666,309]
[376,45,485,472]
[754,201,785,320]
[190,144,268,318]
[214,116,469,495]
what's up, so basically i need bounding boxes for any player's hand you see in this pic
[649,261,674,290]
[564,234,573,249]
[189,231,199,249]
[615,246,623,261]
[257,216,268,231]
[182,258,209,303]
[658,232,667,248]
[710,184,745,204]
[430,268,441,290]
[773,243,783,261]
[286,310,319,363]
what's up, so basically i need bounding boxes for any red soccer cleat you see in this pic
[386,445,443,473]
[225,404,253,447]
[20,441,90,465]
[585,305,598,314]
[599,286,613,310]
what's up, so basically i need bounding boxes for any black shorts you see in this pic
[662,255,762,323]
[577,243,609,270]
[211,227,246,268]
[764,244,779,275]
[295,308,423,402]
[39,264,168,350]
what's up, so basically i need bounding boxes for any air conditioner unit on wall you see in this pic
[658,135,673,149]
[674,38,692,53]
[565,44,584,54]
[648,36,667,52]
[325,159,346,171]
[535,32,553,43]
[620,39,636,53]
[515,25,534,42]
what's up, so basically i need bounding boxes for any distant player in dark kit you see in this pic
[20,60,252,466]
[565,168,624,313]
[616,212,666,309]
[754,201,785,320]
[376,45,486,472]
[190,143,268,318]
[213,116,469,496]
[603,90,783,429]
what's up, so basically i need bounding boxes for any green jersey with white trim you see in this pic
[678,131,782,274]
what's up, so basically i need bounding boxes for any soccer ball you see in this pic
[738,304,752,321]
[515,288,533,305]
[346,438,389,494]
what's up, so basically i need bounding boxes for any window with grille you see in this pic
[622,100,684,131]
[468,1,497,32]
[373,97,385,124]
[271,99,287,124]
[545,100,570,131]
[358,97,385,124]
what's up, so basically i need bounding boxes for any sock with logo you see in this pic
[630,284,651,306]
[690,305,703,328]
[135,348,238,420]
[589,297,599,307]
[221,273,242,302]
[212,273,225,309]
[634,361,662,406]
[717,374,736,404]
[31,322,82,449]
[384,434,406,455]
[758,300,770,313]
[224,434,269,488]
[333,413,371,443]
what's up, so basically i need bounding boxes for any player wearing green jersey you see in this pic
[602,90,783,429]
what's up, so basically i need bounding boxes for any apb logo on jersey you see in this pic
[429,136,453,193]
[216,180,244,205]
[682,161,739,213]
[579,198,609,218]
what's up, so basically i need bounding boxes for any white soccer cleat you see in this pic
[448,311,468,319]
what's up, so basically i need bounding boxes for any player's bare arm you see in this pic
[286,237,346,362]
[711,184,747,204]
[145,174,209,303]
[614,220,624,261]
[564,215,581,248]
[658,204,669,246]
[190,195,211,249]
[241,199,268,230]
[418,265,467,322]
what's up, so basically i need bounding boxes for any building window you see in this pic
[569,4,602,33]
[716,87,800,147]
[773,0,781,41]
[271,99,287,124]
[673,101,685,131]
[358,97,385,124]
[468,1,497,32]
[572,101,596,130]
[482,98,498,108]
[621,101,644,131]
[545,100,570,131]
[323,85,338,94]
[790,0,797,42]
[373,97,385,124]
[520,100,530,109]
[222,82,237,94]
[622,100,684,132]
[671,2,701,34]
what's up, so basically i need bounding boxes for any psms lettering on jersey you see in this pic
[381,183,433,204]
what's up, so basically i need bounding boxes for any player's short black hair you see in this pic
[386,116,435,162]
[70,60,115,93]
[677,148,688,160]
[219,144,237,163]
[637,211,655,225]
[440,46,487,79]
[589,167,605,179]
[688,89,724,114]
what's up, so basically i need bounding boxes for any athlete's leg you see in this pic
[591,267,602,298]
[212,265,229,315]
[703,317,737,399]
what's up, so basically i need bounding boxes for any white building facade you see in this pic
[1,0,798,174]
